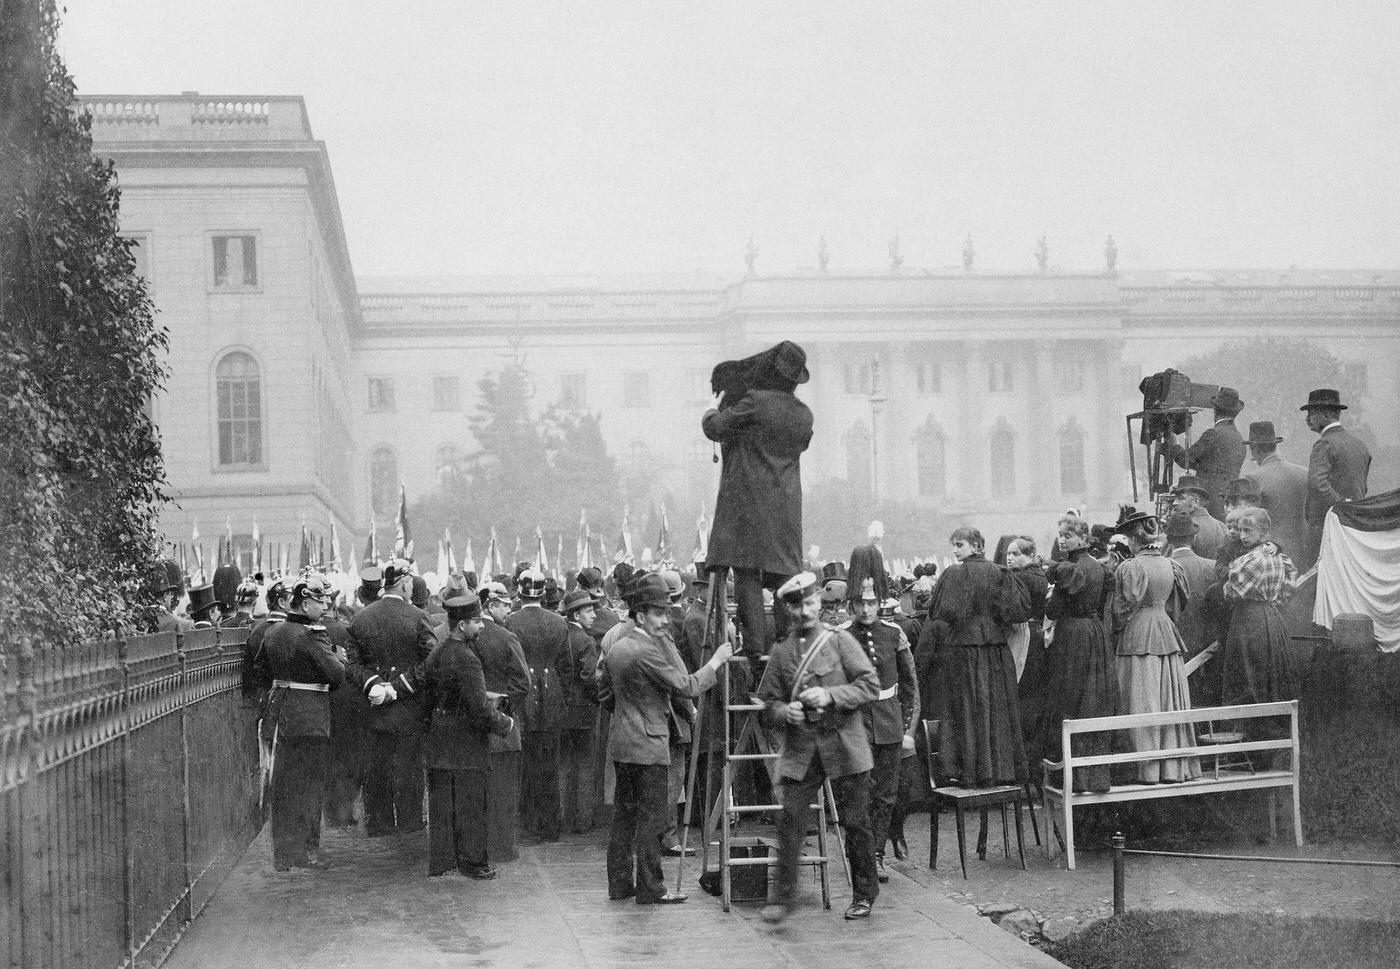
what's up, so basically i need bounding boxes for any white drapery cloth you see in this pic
[1314,509,1400,652]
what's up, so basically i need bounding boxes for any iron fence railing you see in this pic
[1,628,260,969]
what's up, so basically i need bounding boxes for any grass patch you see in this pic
[1046,911,1400,969]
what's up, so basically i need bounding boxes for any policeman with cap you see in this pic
[758,572,880,923]
[503,567,573,842]
[423,594,514,878]
[558,589,602,834]
[477,581,532,862]
[840,577,919,883]
[243,577,289,708]
[263,573,345,870]
[346,558,438,836]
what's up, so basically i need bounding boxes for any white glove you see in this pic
[901,734,916,753]
[367,682,392,706]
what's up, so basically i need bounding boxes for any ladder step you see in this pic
[728,804,781,813]
[727,703,764,712]
[724,855,829,867]
[728,753,779,761]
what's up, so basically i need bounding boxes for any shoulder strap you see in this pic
[788,629,834,703]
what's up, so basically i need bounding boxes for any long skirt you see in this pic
[931,642,1028,786]
[1017,620,1051,744]
[1222,600,1299,707]
[1033,616,1119,793]
[1116,652,1200,783]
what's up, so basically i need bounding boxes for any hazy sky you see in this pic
[59,1,1400,278]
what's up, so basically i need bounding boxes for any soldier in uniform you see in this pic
[346,559,437,836]
[504,567,572,842]
[558,590,601,834]
[478,581,532,862]
[840,577,918,882]
[263,573,345,870]
[220,580,260,628]
[320,586,367,827]
[242,579,289,708]
[423,595,514,879]
[1170,386,1247,520]
[759,572,881,923]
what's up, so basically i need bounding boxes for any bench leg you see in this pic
[1024,783,1041,847]
[1063,796,1076,871]
[1013,800,1027,871]
[930,802,939,870]
[976,808,988,860]
[1266,790,1279,842]
[1291,782,1304,848]
[955,806,968,879]
[1000,803,1010,859]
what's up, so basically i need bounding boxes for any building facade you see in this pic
[87,94,1400,563]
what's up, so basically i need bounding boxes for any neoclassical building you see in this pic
[87,93,1400,564]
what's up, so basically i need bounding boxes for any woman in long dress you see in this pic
[1005,538,1050,736]
[925,527,1028,786]
[1112,511,1200,784]
[1033,517,1119,793]
[1221,507,1300,708]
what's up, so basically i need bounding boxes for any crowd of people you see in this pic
[138,378,1371,921]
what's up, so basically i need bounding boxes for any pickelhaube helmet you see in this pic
[517,567,548,599]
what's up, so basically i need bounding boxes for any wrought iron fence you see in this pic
[1,628,260,969]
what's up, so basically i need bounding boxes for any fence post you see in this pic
[117,630,137,967]
[177,631,194,925]
[1112,831,1126,915]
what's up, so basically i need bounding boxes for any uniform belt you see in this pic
[876,684,897,701]
[272,679,330,692]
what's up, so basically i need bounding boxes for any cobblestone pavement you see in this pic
[162,823,1064,969]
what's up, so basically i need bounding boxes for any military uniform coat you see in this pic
[597,625,718,766]
[702,389,814,576]
[841,619,918,745]
[1244,453,1310,559]
[345,594,437,734]
[504,604,572,733]
[758,626,880,781]
[422,633,513,771]
[1175,419,1247,518]
[264,614,346,738]
[1305,425,1372,524]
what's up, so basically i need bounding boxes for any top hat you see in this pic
[1163,511,1198,539]
[624,573,672,610]
[561,588,595,615]
[777,571,819,604]
[1223,478,1261,503]
[187,583,218,618]
[820,561,847,582]
[1246,420,1284,446]
[1209,386,1244,415]
[1300,388,1347,411]
[1171,475,1210,498]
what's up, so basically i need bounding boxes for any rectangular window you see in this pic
[367,377,396,413]
[560,372,587,408]
[915,361,940,395]
[212,234,258,289]
[432,375,461,412]
[988,360,1013,393]
[623,372,650,408]
[844,362,872,395]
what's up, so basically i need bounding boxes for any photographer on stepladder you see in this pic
[757,573,880,923]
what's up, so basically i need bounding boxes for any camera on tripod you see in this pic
[1127,368,1222,503]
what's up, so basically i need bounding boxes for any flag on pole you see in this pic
[692,508,708,565]
[191,521,205,583]
[436,537,448,578]
[252,519,262,573]
[225,516,234,554]
[365,513,378,565]
[330,521,343,572]
[298,525,310,571]
[486,527,502,577]
[394,485,411,558]
[279,543,290,576]
[576,509,591,571]
[179,541,188,580]
[555,533,564,580]
[463,538,476,577]
[615,506,635,565]
[444,527,458,573]
[513,535,522,568]
[533,525,549,573]
[597,534,609,572]
[655,503,671,564]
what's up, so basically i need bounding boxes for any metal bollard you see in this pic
[1112,831,1126,915]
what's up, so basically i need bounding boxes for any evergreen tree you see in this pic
[1,1,169,648]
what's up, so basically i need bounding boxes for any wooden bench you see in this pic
[1042,700,1303,869]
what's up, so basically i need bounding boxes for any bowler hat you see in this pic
[1300,388,1347,411]
[1223,478,1261,503]
[1246,421,1284,445]
[769,340,810,385]
[561,589,595,615]
[1209,386,1244,415]
[1171,475,1210,498]
[625,573,672,610]
[1163,511,1198,539]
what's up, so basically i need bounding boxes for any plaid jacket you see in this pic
[1224,542,1297,604]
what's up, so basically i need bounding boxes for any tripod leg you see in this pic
[824,779,851,889]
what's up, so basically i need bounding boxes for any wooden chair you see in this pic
[921,719,1031,878]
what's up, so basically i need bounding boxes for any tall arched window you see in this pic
[989,421,1016,496]
[1059,421,1086,494]
[845,421,872,495]
[914,419,946,497]
[215,351,263,467]
[433,443,465,482]
[369,446,398,516]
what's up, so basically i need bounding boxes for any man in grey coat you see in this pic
[1241,420,1311,568]
[597,574,731,905]
[1170,386,1247,521]
[1302,389,1372,565]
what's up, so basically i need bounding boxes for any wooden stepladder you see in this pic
[684,571,844,912]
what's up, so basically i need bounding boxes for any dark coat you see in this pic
[1305,425,1372,524]
[477,618,531,753]
[841,619,918,746]
[758,626,879,781]
[1244,452,1310,558]
[703,389,814,575]
[561,621,600,730]
[264,614,346,739]
[1174,419,1247,518]
[503,604,572,733]
[597,626,717,766]
[422,633,513,771]
[926,554,1026,647]
[345,594,437,734]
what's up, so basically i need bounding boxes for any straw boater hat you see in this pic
[1300,388,1347,411]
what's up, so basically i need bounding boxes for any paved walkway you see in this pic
[165,824,1064,969]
